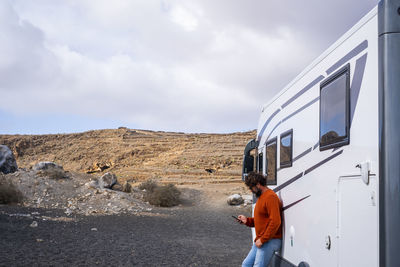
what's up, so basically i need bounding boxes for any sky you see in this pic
[0,0,379,135]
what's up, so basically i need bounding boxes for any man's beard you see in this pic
[253,188,262,197]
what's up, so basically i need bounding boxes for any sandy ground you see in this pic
[0,183,255,266]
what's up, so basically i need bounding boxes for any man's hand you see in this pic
[255,239,263,248]
[238,215,247,224]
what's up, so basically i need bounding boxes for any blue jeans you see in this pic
[242,239,282,267]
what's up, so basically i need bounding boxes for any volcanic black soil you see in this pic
[0,187,253,267]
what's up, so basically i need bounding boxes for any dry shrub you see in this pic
[122,181,132,193]
[37,168,69,180]
[138,179,158,193]
[0,176,23,204]
[144,184,181,207]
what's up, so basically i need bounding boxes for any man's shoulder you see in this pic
[263,189,280,202]
[265,188,278,197]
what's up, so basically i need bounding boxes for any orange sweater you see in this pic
[245,189,282,244]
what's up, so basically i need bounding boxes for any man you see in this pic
[237,172,282,267]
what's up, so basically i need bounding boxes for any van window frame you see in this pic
[280,129,293,168]
[265,137,278,185]
[319,63,350,151]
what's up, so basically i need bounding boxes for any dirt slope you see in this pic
[0,128,256,184]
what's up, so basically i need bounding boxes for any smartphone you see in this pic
[232,215,241,222]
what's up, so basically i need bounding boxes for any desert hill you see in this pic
[0,128,256,185]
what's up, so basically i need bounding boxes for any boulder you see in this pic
[227,194,244,205]
[0,145,18,174]
[98,172,117,189]
[33,162,63,171]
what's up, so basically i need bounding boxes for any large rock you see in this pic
[98,172,117,189]
[0,145,18,174]
[227,194,244,205]
[33,162,63,171]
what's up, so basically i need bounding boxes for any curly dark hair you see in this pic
[244,172,266,188]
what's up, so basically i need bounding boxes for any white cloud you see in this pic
[0,0,379,133]
[170,5,199,32]
[0,2,60,93]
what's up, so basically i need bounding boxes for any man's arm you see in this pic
[259,195,281,244]
[245,217,255,227]
[238,215,255,227]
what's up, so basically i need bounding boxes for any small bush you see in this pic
[37,168,69,179]
[138,179,158,193]
[144,184,181,207]
[122,181,132,193]
[0,177,23,204]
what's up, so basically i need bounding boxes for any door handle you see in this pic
[355,161,370,185]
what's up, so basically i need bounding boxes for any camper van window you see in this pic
[319,64,350,151]
[266,138,277,185]
[258,152,263,174]
[280,129,293,168]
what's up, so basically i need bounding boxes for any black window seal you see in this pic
[280,129,293,168]
[319,63,350,151]
[265,137,278,185]
[258,151,263,174]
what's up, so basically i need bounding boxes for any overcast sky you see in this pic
[0,0,378,134]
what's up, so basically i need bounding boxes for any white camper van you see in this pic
[242,1,400,266]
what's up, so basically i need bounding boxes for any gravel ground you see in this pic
[0,193,253,266]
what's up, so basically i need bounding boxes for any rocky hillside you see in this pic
[0,128,256,184]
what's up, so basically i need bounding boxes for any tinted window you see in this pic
[243,155,254,174]
[320,64,350,150]
[280,130,293,168]
[266,139,277,185]
[258,153,263,173]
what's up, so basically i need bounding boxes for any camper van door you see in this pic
[337,174,378,266]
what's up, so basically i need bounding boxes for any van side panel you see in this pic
[256,9,378,266]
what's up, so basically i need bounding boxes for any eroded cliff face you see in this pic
[0,128,256,183]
